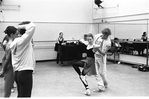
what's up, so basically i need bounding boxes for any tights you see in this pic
[72,61,89,89]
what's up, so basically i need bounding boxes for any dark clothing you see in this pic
[86,48,94,58]
[72,57,96,89]
[72,61,88,89]
[58,37,64,44]
[141,35,147,41]
[72,61,85,76]
[15,70,33,97]
[72,58,96,76]
[56,53,63,64]
[72,45,97,89]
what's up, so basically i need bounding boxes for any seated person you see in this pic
[141,32,147,41]
[113,37,121,64]
[114,37,121,49]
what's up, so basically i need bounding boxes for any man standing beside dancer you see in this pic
[10,21,36,97]
[93,28,111,92]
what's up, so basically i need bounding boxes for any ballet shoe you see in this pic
[84,89,91,96]
[93,85,105,92]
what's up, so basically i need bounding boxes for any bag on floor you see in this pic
[138,65,149,72]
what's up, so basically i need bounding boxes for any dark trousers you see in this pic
[72,61,86,76]
[72,61,89,89]
[56,53,63,64]
[15,70,33,97]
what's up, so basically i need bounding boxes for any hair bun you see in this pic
[4,26,17,36]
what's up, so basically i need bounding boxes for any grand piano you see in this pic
[56,42,87,64]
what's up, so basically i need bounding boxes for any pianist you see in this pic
[141,32,147,41]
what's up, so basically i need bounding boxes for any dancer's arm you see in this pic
[93,45,111,56]
[0,50,11,77]
[0,54,6,77]
[17,22,36,46]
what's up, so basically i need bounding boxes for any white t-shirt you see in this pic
[93,33,111,55]
[10,22,36,71]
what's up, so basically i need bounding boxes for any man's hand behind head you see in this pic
[19,21,31,25]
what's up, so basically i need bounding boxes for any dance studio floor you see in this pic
[0,61,149,97]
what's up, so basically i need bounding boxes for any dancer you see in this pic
[0,26,18,97]
[141,32,147,41]
[93,28,111,91]
[72,33,97,96]
[1,35,16,93]
[10,21,36,97]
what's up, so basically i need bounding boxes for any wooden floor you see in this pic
[0,61,149,97]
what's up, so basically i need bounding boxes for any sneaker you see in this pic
[98,85,105,92]
[93,85,105,92]
[84,89,91,96]
[104,82,108,88]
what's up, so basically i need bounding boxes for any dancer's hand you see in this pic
[93,48,97,53]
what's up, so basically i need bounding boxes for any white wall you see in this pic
[93,0,149,20]
[93,0,149,39]
[97,22,148,39]
[0,0,93,41]
[0,0,94,63]
[1,0,93,22]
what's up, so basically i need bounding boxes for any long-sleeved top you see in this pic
[10,22,36,71]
